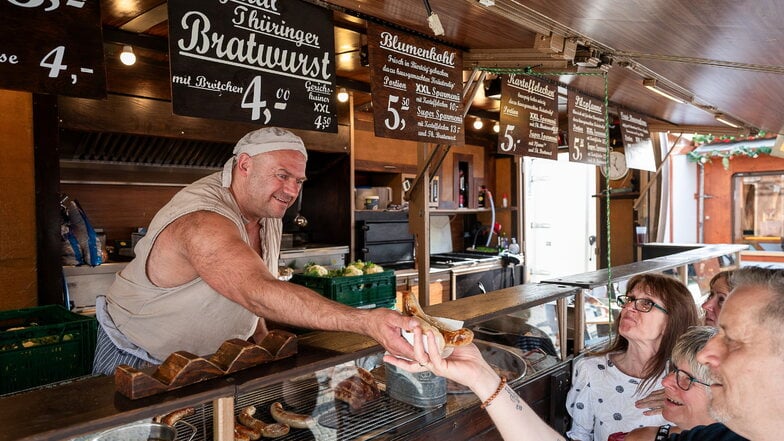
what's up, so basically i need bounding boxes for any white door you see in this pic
[524,152,597,283]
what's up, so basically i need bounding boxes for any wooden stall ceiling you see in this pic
[96,0,784,135]
[0,91,37,310]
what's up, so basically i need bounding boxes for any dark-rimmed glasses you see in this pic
[671,364,711,391]
[616,295,669,314]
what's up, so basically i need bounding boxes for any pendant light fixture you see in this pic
[120,45,136,66]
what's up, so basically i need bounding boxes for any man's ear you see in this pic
[235,153,253,177]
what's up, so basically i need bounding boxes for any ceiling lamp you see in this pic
[493,122,500,133]
[484,77,502,99]
[120,45,136,66]
[642,79,687,104]
[715,113,740,128]
[337,87,349,103]
[473,119,484,130]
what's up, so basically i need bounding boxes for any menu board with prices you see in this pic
[168,0,337,132]
[567,90,608,166]
[619,110,657,171]
[1,0,106,98]
[367,22,464,145]
[497,74,558,159]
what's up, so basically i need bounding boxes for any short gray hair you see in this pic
[730,267,784,353]
[672,326,717,384]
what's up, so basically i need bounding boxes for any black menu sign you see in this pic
[497,75,558,159]
[619,110,656,171]
[567,91,607,165]
[367,23,464,144]
[168,0,337,132]
[0,0,106,98]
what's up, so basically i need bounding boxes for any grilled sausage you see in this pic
[269,401,315,429]
[238,405,290,438]
[234,421,261,441]
[153,407,195,426]
[234,426,251,441]
[334,367,381,410]
[402,291,474,348]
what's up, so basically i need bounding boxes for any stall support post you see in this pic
[409,142,432,305]
[213,396,234,441]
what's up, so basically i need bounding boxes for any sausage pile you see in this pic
[333,367,381,410]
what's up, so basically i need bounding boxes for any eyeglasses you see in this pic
[616,295,669,314]
[671,364,711,391]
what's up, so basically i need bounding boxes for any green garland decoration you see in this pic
[688,131,773,169]
[687,145,773,169]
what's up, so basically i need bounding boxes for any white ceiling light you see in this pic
[120,45,136,66]
[715,113,740,128]
[337,87,349,103]
[493,122,500,133]
[643,79,687,104]
[473,119,484,130]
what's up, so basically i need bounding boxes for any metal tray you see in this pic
[447,340,528,394]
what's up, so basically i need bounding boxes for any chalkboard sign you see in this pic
[168,0,337,133]
[497,74,558,159]
[619,110,656,171]
[1,0,106,98]
[367,23,464,145]
[567,90,607,166]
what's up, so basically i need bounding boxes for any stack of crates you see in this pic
[0,305,97,394]
[291,270,396,309]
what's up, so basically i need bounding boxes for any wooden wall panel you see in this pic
[60,184,184,243]
[0,90,37,310]
[58,95,350,153]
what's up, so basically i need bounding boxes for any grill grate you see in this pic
[234,373,431,441]
[175,402,214,441]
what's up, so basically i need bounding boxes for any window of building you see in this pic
[732,172,784,251]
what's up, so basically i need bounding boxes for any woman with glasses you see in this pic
[566,273,700,441]
[609,326,748,440]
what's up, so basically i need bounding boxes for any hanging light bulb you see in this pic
[493,122,500,133]
[473,119,484,130]
[337,87,349,103]
[120,45,136,66]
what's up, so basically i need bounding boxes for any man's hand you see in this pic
[362,308,418,360]
[635,388,665,416]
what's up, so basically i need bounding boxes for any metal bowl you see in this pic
[447,339,528,394]
[90,421,196,441]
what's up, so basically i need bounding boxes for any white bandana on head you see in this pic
[221,127,308,188]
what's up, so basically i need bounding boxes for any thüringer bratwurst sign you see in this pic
[168,0,337,132]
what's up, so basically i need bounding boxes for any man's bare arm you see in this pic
[165,211,416,358]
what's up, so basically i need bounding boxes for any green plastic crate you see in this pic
[291,270,396,309]
[0,305,97,394]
